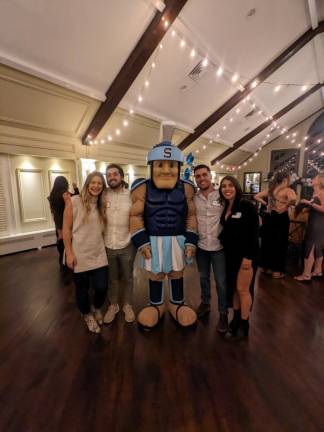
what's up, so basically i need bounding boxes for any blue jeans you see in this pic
[196,247,227,313]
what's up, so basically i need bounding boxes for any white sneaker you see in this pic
[93,308,103,325]
[104,304,119,324]
[84,313,101,334]
[123,304,135,323]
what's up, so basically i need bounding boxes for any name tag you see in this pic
[212,200,221,207]
[231,212,242,219]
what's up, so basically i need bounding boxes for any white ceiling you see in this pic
[0,0,155,99]
[0,0,323,163]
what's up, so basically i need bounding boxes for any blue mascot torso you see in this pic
[144,180,188,236]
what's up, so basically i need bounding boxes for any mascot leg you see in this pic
[137,273,166,329]
[168,271,197,327]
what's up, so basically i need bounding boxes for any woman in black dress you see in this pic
[218,176,259,340]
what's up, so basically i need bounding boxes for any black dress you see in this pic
[259,209,290,273]
[219,199,259,307]
[304,197,324,259]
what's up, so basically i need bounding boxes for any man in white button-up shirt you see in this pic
[194,164,228,332]
[102,164,136,324]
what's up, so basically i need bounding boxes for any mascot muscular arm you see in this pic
[130,122,198,330]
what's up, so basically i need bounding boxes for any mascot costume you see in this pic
[130,122,198,329]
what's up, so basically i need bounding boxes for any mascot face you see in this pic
[152,160,178,189]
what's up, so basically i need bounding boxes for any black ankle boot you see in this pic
[233,319,249,341]
[225,309,241,338]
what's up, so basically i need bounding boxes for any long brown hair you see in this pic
[80,171,107,226]
[218,175,243,206]
[269,171,290,198]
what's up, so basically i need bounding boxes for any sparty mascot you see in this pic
[130,122,198,329]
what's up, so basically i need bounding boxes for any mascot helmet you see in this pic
[147,120,184,165]
[147,141,184,165]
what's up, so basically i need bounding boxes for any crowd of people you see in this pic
[48,162,324,339]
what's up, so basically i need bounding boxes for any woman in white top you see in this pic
[63,172,108,333]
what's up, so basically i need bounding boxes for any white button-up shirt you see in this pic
[103,187,132,250]
[194,189,224,251]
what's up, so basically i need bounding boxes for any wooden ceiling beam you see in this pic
[178,20,324,151]
[82,0,188,144]
[211,83,323,165]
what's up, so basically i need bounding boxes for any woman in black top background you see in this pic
[218,176,259,340]
[48,176,79,266]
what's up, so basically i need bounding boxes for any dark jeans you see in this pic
[196,247,227,313]
[74,266,108,315]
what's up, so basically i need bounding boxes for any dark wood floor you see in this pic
[0,247,324,432]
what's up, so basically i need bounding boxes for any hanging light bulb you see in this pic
[216,66,223,77]
[274,85,281,93]
[202,58,209,67]
[251,80,258,89]
[171,30,176,37]
[108,135,112,141]
[180,39,186,48]
[138,95,143,102]
[231,73,239,83]
[190,49,196,58]
[123,120,128,127]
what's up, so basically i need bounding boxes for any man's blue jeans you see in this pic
[196,247,227,313]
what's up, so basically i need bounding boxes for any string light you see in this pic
[123,120,128,127]
[190,49,196,58]
[216,66,223,77]
[202,58,209,67]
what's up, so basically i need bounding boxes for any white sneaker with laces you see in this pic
[123,304,135,323]
[84,313,101,333]
[104,304,119,324]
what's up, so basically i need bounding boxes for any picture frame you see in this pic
[16,168,47,223]
[243,171,262,194]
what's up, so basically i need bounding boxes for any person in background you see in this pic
[48,176,79,266]
[102,164,136,324]
[63,172,108,334]
[294,174,324,282]
[218,176,259,340]
[193,164,228,333]
[255,171,296,279]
